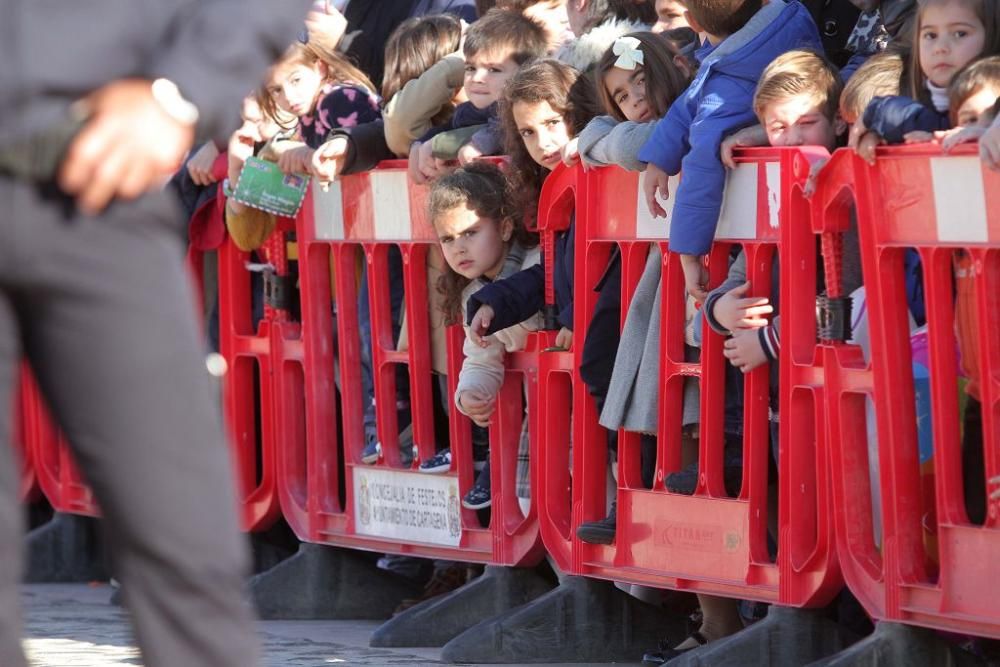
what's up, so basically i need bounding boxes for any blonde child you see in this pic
[850,0,1000,162]
[428,163,541,510]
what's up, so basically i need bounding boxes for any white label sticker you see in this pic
[716,164,759,240]
[354,468,462,547]
[635,172,677,239]
[371,171,413,240]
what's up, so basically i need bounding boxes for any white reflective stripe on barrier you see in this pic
[931,156,989,244]
[313,180,346,240]
[632,163,781,242]
[371,171,413,240]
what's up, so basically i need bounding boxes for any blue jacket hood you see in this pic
[695,0,823,93]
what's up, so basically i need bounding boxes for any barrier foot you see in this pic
[439,575,684,663]
[23,512,108,583]
[371,565,555,648]
[808,621,983,667]
[248,543,422,620]
[667,606,858,666]
[250,520,300,574]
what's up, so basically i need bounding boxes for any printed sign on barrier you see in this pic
[353,468,463,547]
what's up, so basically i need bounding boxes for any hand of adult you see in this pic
[59,79,195,215]
[312,136,349,183]
[305,2,348,53]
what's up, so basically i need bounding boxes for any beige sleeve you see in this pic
[383,53,466,157]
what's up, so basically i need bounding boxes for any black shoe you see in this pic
[576,501,616,544]
[665,437,744,496]
[641,631,708,665]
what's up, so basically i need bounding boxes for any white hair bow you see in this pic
[612,36,644,70]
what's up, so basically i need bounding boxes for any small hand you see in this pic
[186,142,221,186]
[940,125,985,152]
[856,130,884,166]
[981,121,1000,170]
[554,327,573,350]
[723,329,768,374]
[643,163,670,218]
[457,142,483,165]
[679,253,709,304]
[469,304,495,348]
[803,157,828,198]
[561,138,580,167]
[903,130,935,144]
[408,141,428,185]
[712,281,772,332]
[277,145,315,175]
[721,124,767,169]
[417,140,448,182]
[311,136,349,183]
[459,390,496,427]
[59,79,195,214]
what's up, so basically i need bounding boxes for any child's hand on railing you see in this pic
[680,253,710,304]
[848,116,883,166]
[903,130,935,144]
[560,138,580,167]
[712,281,772,332]
[554,327,573,350]
[940,125,985,152]
[311,136,349,186]
[643,163,671,218]
[468,304,495,348]
[720,124,767,170]
[723,329,768,374]
[277,145,315,175]
[458,143,484,166]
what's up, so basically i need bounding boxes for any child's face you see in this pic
[267,61,326,117]
[240,98,282,143]
[523,0,573,53]
[919,3,985,87]
[604,66,652,123]
[654,0,689,33]
[434,203,512,281]
[512,99,572,169]
[761,94,844,151]
[955,84,1000,126]
[464,51,521,109]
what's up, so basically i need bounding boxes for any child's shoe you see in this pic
[419,448,452,473]
[462,463,491,509]
[361,440,381,465]
[576,501,616,544]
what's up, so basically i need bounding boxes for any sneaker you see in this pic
[361,440,381,465]
[664,462,743,496]
[576,501,616,544]
[419,447,452,473]
[462,483,491,509]
[462,463,492,509]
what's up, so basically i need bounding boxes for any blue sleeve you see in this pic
[668,78,759,256]
[840,52,869,82]
[466,264,545,333]
[862,96,950,144]
[637,92,691,174]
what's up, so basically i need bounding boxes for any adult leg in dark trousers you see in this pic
[0,181,257,666]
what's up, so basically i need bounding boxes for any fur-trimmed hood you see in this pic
[555,17,651,72]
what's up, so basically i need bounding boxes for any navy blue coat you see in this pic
[863,96,950,144]
[467,218,575,333]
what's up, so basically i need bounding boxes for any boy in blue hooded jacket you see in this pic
[637,0,821,301]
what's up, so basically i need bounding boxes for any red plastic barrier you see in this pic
[14,365,40,503]
[534,148,841,606]
[276,160,542,565]
[216,221,297,532]
[816,144,1000,637]
[23,367,99,516]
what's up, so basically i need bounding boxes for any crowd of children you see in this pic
[176,0,1000,662]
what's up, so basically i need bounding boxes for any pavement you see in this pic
[20,583,642,666]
